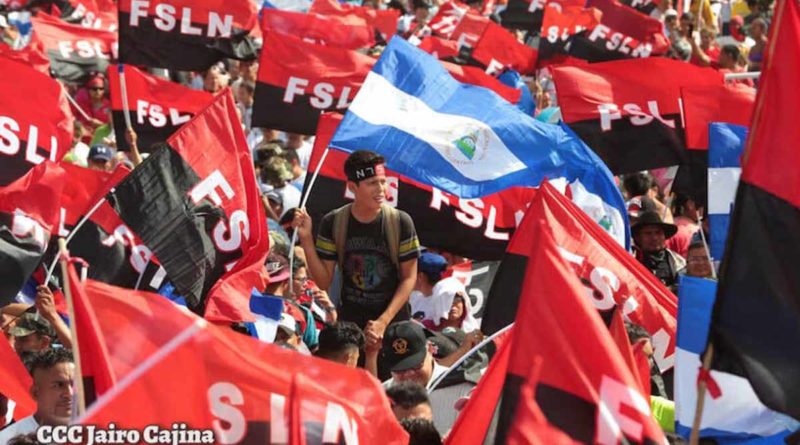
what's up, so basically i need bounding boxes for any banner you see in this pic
[0,58,74,186]
[108,90,269,321]
[0,336,35,421]
[31,13,118,82]
[538,4,602,64]
[681,83,755,150]
[308,0,399,39]
[0,39,50,74]
[118,0,259,71]
[471,21,538,74]
[552,57,722,173]
[109,65,213,152]
[261,9,377,49]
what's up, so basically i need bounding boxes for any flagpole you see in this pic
[45,193,110,284]
[690,344,715,445]
[696,213,717,279]
[118,64,134,131]
[288,147,331,296]
[64,93,93,123]
[427,323,514,392]
[57,238,87,417]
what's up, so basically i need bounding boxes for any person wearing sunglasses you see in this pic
[75,73,111,130]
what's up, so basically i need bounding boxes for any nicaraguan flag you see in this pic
[330,37,629,247]
[246,291,284,343]
[708,123,747,262]
[675,276,796,443]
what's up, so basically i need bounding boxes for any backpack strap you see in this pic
[382,204,401,275]
[332,203,352,272]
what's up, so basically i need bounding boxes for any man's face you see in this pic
[349,174,387,211]
[13,333,49,354]
[88,84,105,101]
[665,16,678,32]
[88,158,113,172]
[292,267,308,299]
[32,362,75,426]
[447,294,465,323]
[392,402,433,421]
[391,350,434,388]
[635,226,666,253]
[686,247,713,278]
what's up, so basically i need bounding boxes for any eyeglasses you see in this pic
[89,87,104,91]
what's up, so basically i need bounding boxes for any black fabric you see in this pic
[108,145,232,313]
[710,181,800,420]
[45,49,110,83]
[112,111,179,153]
[316,208,418,327]
[567,32,640,62]
[480,252,527,335]
[118,14,257,71]
[251,82,338,135]
[0,140,51,187]
[498,0,542,33]
[0,212,47,306]
[567,113,687,174]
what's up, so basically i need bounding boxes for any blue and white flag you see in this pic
[330,37,629,247]
[675,276,795,443]
[497,69,536,116]
[261,0,311,12]
[245,291,284,343]
[708,123,747,262]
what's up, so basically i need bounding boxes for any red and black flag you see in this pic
[0,58,74,187]
[618,0,660,15]
[58,0,119,32]
[538,4,602,65]
[428,0,470,39]
[498,0,545,33]
[419,35,461,61]
[449,9,491,54]
[0,162,66,306]
[118,0,258,71]
[304,113,536,261]
[471,21,538,74]
[493,227,664,444]
[552,57,722,173]
[77,278,408,444]
[261,9,378,49]
[106,90,269,321]
[709,0,800,420]
[567,0,669,62]
[30,13,117,82]
[309,0,399,39]
[482,182,678,375]
[108,65,213,152]
[252,31,374,135]
[681,83,756,149]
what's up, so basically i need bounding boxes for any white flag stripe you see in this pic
[348,71,527,182]
[708,167,742,215]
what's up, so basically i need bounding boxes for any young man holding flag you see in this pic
[294,150,420,348]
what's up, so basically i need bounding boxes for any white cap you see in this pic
[277,312,297,335]
[665,8,678,17]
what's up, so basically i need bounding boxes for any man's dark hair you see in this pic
[9,433,42,445]
[721,44,741,61]
[316,322,365,358]
[623,173,655,197]
[27,348,73,376]
[386,381,431,410]
[625,321,651,343]
[343,150,385,183]
[399,418,442,445]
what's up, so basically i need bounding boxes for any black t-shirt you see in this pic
[316,207,420,326]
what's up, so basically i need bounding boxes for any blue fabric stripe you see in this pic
[675,425,790,444]
[249,290,283,320]
[708,123,747,169]
[676,275,717,354]
[709,213,731,261]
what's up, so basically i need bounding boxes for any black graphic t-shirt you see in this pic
[316,207,420,327]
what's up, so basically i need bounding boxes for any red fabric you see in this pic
[665,216,698,258]
[445,328,514,445]
[108,65,212,116]
[31,12,118,61]
[62,0,118,32]
[79,279,408,444]
[586,0,669,52]
[0,161,66,234]
[510,182,678,373]
[66,262,117,400]
[418,36,460,59]
[167,90,269,322]
[449,10,491,51]
[740,0,800,208]
[441,61,522,104]
[541,4,603,47]
[428,1,469,39]
[472,21,538,74]
[697,368,722,399]
[309,0,399,38]
[118,0,256,30]
[681,83,756,150]
[0,39,50,74]
[261,9,376,49]
[552,57,723,124]
[504,224,665,444]
[0,59,74,185]
[632,340,653,396]
[73,88,111,127]
[0,336,36,421]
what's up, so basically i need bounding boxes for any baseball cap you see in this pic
[665,8,678,18]
[265,252,290,283]
[9,313,55,338]
[418,252,448,277]
[88,144,115,162]
[266,190,282,206]
[382,321,435,372]
[260,156,293,185]
[277,312,298,336]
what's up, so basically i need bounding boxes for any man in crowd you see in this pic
[410,251,449,324]
[315,322,365,367]
[9,314,55,355]
[378,321,449,389]
[0,349,75,445]
[385,381,433,421]
[684,241,715,279]
[86,144,115,172]
[293,150,420,350]
[633,211,686,290]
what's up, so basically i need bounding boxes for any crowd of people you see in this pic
[0,0,776,442]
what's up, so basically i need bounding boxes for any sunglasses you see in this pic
[89,87,104,91]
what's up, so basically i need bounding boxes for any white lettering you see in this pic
[180,7,202,35]
[208,11,233,38]
[213,210,250,252]
[596,376,650,445]
[190,170,235,206]
[283,77,308,104]
[598,103,622,131]
[208,382,246,444]
[310,82,335,109]
[483,205,509,241]
[270,393,288,443]
[130,0,148,27]
[0,116,21,156]
[322,402,359,445]
[455,198,483,228]
[154,3,177,32]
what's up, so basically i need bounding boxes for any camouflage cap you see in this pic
[9,313,55,338]
[260,156,294,185]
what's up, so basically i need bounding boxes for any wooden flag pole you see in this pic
[118,64,133,131]
[689,343,715,445]
[57,238,87,417]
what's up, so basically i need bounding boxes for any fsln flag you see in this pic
[709,0,800,420]
[707,123,746,262]
[681,83,755,150]
[108,89,269,321]
[331,37,628,247]
[0,334,36,422]
[118,0,259,71]
[675,276,794,443]
[0,161,66,305]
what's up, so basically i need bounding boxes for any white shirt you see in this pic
[276,185,301,216]
[410,290,436,324]
[293,140,313,170]
[0,415,39,445]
